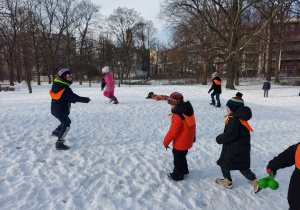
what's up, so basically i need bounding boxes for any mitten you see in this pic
[106,86,110,91]
[266,167,277,177]
[165,145,170,150]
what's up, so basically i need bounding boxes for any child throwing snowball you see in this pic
[50,68,91,150]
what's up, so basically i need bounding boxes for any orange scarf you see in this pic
[224,115,253,132]
[296,144,300,169]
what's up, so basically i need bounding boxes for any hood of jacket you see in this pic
[172,101,194,117]
[52,78,72,92]
[212,76,221,82]
[231,106,252,121]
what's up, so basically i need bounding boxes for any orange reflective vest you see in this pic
[214,79,221,85]
[224,115,253,132]
[165,113,196,150]
[183,114,196,126]
[296,144,300,169]
[50,88,65,100]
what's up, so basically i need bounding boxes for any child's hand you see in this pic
[164,145,170,150]
[106,86,110,91]
[266,167,277,177]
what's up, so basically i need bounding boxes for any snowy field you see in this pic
[0,82,299,210]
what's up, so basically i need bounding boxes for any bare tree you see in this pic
[161,0,287,89]
[38,0,76,83]
[0,0,23,86]
[75,0,100,85]
[106,7,143,83]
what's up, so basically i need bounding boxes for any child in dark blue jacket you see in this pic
[50,69,91,150]
[262,79,271,97]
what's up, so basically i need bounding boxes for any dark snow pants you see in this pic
[264,89,269,97]
[54,115,71,141]
[172,148,189,178]
[211,92,220,104]
[221,167,256,182]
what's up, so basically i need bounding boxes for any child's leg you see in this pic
[172,148,188,177]
[56,116,71,141]
[221,167,232,181]
[240,169,261,193]
[216,93,220,104]
[239,169,256,181]
[103,90,111,98]
[211,92,216,100]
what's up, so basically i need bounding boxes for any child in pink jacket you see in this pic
[101,66,118,104]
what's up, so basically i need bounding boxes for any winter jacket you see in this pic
[50,78,89,117]
[262,82,271,90]
[151,95,169,101]
[208,76,222,94]
[101,73,115,92]
[267,142,300,210]
[163,101,196,151]
[216,106,253,170]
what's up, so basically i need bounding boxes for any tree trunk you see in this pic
[235,69,239,86]
[266,21,274,81]
[202,60,207,85]
[226,57,236,89]
[274,50,281,84]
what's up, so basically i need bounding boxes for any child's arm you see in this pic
[101,78,106,91]
[267,143,299,172]
[64,88,90,103]
[163,115,182,147]
[216,118,240,144]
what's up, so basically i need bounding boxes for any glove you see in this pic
[208,90,210,93]
[165,145,170,150]
[106,86,110,91]
[266,167,277,177]
[193,136,196,143]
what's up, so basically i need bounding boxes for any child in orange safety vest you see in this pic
[215,92,261,194]
[266,142,300,210]
[208,72,222,107]
[50,69,91,150]
[163,92,196,181]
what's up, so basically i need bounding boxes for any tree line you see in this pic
[0,0,299,93]
[0,0,159,93]
[160,0,300,89]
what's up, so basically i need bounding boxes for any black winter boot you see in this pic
[209,100,216,106]
[56,140,70,150]
[109,96,114,103]
[112,99,119,104]
[216,103,221,108]
[167,172,184,181]
[52,129,59,137]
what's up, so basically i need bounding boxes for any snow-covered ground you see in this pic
[0,82,299,210]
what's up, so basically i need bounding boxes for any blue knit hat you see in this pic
[226,92,244,112]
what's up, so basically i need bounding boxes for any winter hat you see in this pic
[211,72,218,78]
[226,92,244,112]
[168,92,184,106]
[58,68,72,79]
[102,66,110,73]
